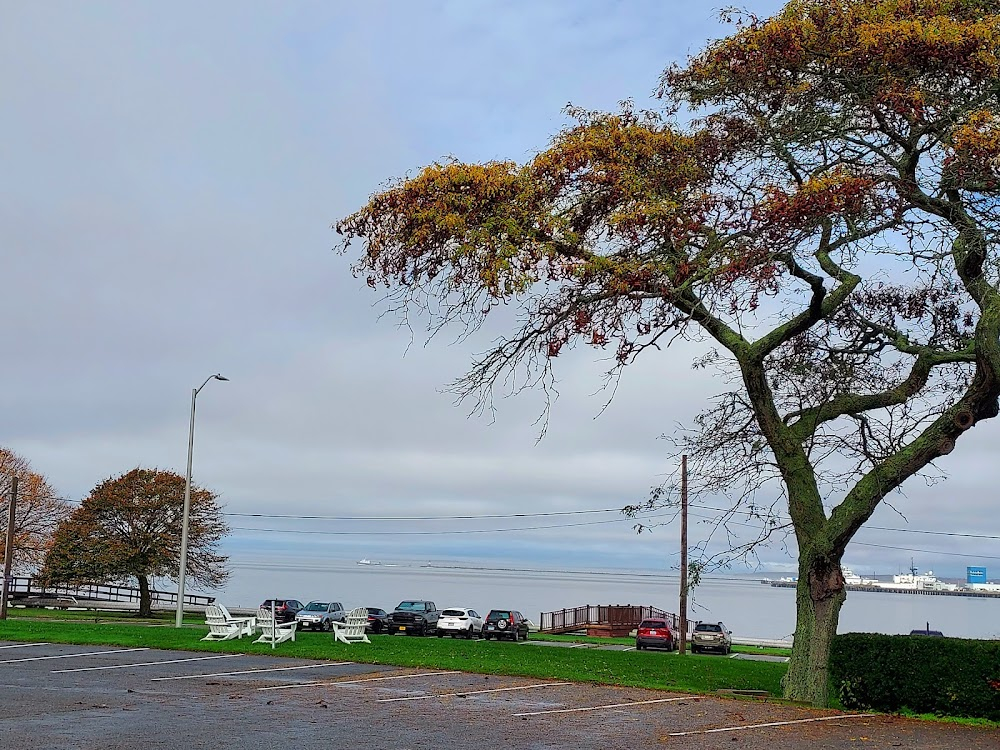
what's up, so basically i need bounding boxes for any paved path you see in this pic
[0,641,994,749]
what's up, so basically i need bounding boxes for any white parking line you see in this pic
[258,670,461,692]
[0,648,149,664]
[377,681,573,702]
[0,643,48,650]
[152,662,353,681]
[666,713,876,736]
[513,696,690,717]
[52,654,241,673]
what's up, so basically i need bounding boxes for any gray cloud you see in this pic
[3,0,993,593]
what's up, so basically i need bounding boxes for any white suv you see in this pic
[436,607,484,639]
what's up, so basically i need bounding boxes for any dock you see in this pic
[766,580,1000,598]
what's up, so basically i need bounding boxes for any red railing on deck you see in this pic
[539,604,678,634]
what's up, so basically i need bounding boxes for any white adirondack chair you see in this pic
[253,606,297,645]
[202,604,255,641]
[331,606,371,645]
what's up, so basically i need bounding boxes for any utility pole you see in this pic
[1,477,18,620]
[678,455,688,655]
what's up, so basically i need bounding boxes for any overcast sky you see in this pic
[3,0,997,592]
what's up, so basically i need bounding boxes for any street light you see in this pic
[175,373,229,628]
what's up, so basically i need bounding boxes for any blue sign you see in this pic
[967,567,987,584]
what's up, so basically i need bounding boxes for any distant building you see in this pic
[967,566,1000,592]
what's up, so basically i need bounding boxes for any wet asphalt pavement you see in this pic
[0,641,995,749]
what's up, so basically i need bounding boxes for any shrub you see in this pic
[830,633,1000,720]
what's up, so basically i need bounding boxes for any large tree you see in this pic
[42,468,229,616]
[337,0,1000,705]
[0,447,72,573]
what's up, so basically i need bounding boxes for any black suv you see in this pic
[387,600,440,636]
[482,609,529,641]
[259,598,303,624]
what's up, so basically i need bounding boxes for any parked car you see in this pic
[635,618,675,651]
[691,621,732,654]
[365,607,389,633]
[295,601,346,631]
[436,607,484,639]
[387,600,440,636]
[482,609,529,641]
[259,598,303,624]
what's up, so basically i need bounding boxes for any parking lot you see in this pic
[0,641,995,749]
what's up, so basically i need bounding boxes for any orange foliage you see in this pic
[668,0,1000,117]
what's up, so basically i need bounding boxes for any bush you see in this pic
[830,633,1000,720]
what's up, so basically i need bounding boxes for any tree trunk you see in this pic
[137,574,152,618]
[782,552,846,706]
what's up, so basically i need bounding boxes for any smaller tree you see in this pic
[41,468,229,616]
[0,447,72,573]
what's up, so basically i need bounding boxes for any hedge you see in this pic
[829,633,1000,720]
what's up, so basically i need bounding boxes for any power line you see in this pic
[230,512,673,536]
[685,503,1000,541]
[222,507,624,521]
[852,540,1000,562]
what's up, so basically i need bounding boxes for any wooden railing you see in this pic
[539,604,677,634]
[6,577,215,607]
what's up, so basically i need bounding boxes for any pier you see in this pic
[766,580,1000,598]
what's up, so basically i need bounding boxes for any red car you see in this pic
[635,618,676,651]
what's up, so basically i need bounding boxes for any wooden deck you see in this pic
[539,604,678,637]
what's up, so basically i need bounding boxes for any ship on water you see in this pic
[763,561,1000,598]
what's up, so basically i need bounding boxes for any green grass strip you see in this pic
[0,617,786,696]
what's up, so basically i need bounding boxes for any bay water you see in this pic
[211,556,1000,640]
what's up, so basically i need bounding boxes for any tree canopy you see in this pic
[42,468,229,616]
[0,447,71,574]
[338,0,1000,705]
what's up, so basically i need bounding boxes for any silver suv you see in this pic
[295,601,346,631]
[691,621,732,654]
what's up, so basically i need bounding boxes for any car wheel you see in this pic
[322,620,332,632]
[466,627,474,639]
[484,634,491,640]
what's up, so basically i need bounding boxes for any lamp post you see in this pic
[175,373,228,628]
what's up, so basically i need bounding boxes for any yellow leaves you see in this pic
[951,109,1000,155]
[672,0,1000,111]
[946,108,1000,188]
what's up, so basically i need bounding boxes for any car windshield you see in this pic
[695,623,722,632]
[640,620,666,629]
[488,611,511,620]
[367,608,383,615]
[442,609,466,617]
[303,602,328,612]
[261,600,285,607]
[396,601,426,611]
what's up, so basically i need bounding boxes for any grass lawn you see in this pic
[0,614,787,697]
